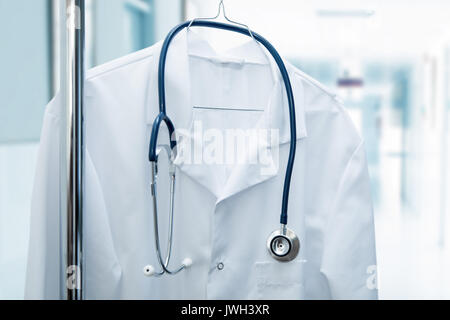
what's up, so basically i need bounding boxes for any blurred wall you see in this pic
[87,0,183,67]
[0,0,51,143]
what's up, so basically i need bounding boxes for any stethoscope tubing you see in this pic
[151,153,187,276]
[150,20,297,225]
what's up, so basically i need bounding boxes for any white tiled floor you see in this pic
[375,210,450,299]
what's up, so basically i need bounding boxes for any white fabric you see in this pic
[25,30,378,300]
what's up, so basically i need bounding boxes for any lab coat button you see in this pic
[217,262,225,271]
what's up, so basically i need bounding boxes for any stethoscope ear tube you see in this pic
[155,21,297,227]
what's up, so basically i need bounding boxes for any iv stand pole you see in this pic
[65,0,85,300]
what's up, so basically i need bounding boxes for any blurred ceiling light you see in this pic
[316,10,375,18]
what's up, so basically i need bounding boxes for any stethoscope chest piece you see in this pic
[267,225,300,262]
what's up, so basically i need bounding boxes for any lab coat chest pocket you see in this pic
[254,260,306,300]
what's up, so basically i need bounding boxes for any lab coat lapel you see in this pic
[217,83,285,202]
[219,72,307,203]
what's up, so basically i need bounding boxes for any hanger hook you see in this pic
[187,0,255,40]
[218,0,225,16]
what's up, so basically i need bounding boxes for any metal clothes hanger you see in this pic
[188,0,255,40]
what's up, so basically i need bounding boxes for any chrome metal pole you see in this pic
[65,0,85,300]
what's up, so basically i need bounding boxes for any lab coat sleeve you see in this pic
[25,93,62,300]
[320,140,378,300]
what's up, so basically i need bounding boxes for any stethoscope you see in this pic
[144,20,299,277]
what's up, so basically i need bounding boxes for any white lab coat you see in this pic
[25,30,378,300]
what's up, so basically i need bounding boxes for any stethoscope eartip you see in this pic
[182,258,193,268]
[143,265,156,277]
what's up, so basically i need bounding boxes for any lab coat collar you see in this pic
[187,30,272,66]
[146,29,307,202]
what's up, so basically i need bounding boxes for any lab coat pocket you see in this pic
[254,260,306,300]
